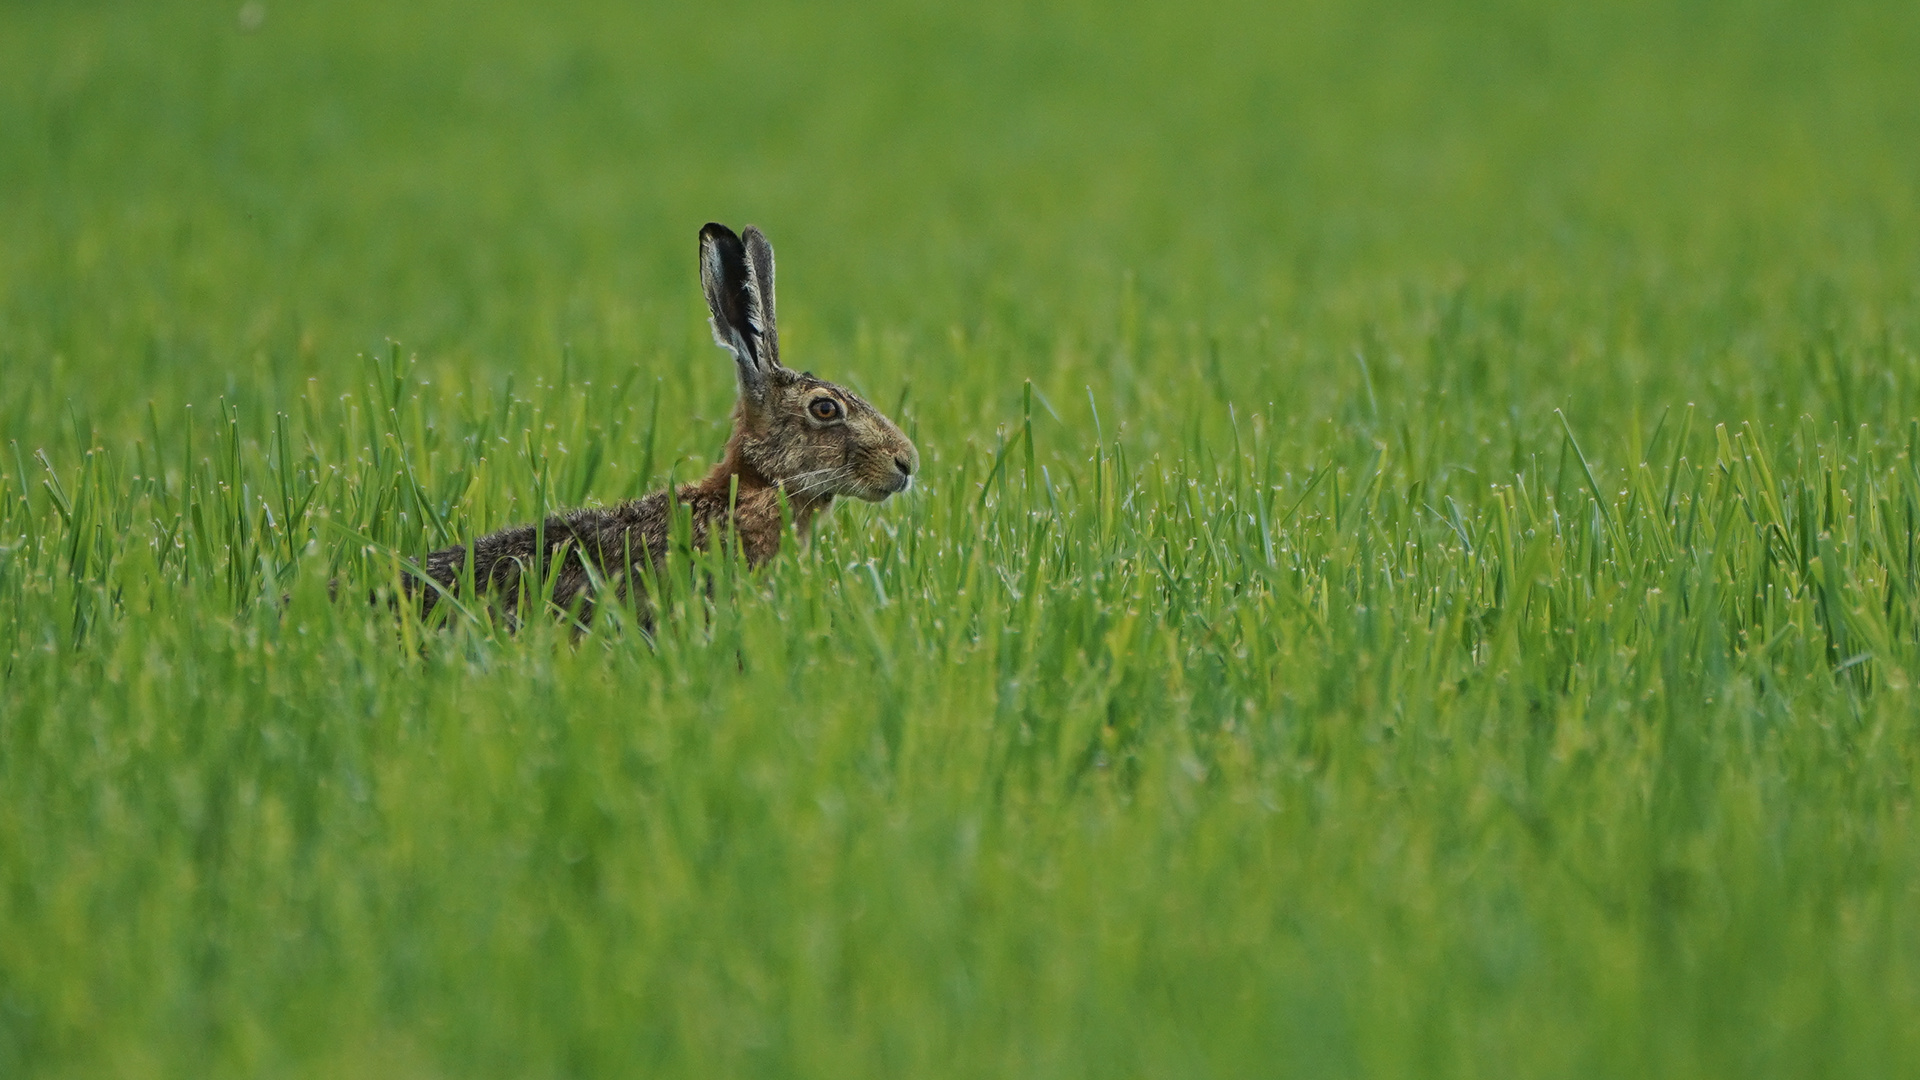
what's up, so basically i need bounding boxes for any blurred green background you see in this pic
[5,1,1920,1077]
[7,0,1917,436]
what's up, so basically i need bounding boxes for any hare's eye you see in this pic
[809,398,843,422]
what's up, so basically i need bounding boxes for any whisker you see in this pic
[802,470,858,498]
[784,467,854,500]
[779,466,844,491]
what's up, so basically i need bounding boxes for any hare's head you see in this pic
[700,222,918,504]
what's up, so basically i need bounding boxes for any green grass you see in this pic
[5,0,1920,1076]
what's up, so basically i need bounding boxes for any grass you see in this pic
[4,0,1920,1076]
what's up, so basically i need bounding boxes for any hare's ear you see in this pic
[700,222,779,398]
[741,225,778,366]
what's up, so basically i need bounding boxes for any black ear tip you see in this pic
[700,222,740,245]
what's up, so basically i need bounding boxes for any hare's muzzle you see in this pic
[851,442,917,502]
[885,443,920,496]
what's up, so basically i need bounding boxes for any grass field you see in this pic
[5,0,1920,1076]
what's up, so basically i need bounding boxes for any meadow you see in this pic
[4,0,1920,1076]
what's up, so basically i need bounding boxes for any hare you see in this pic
[413,222,918,622]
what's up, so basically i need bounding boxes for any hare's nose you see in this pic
[894,454,914,477]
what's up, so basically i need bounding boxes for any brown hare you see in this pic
[414,222,918,622]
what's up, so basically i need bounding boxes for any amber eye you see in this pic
[808,397,843,422]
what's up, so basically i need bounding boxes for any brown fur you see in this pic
[413,223,916,624]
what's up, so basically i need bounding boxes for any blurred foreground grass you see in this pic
[4,0,1920,1076]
